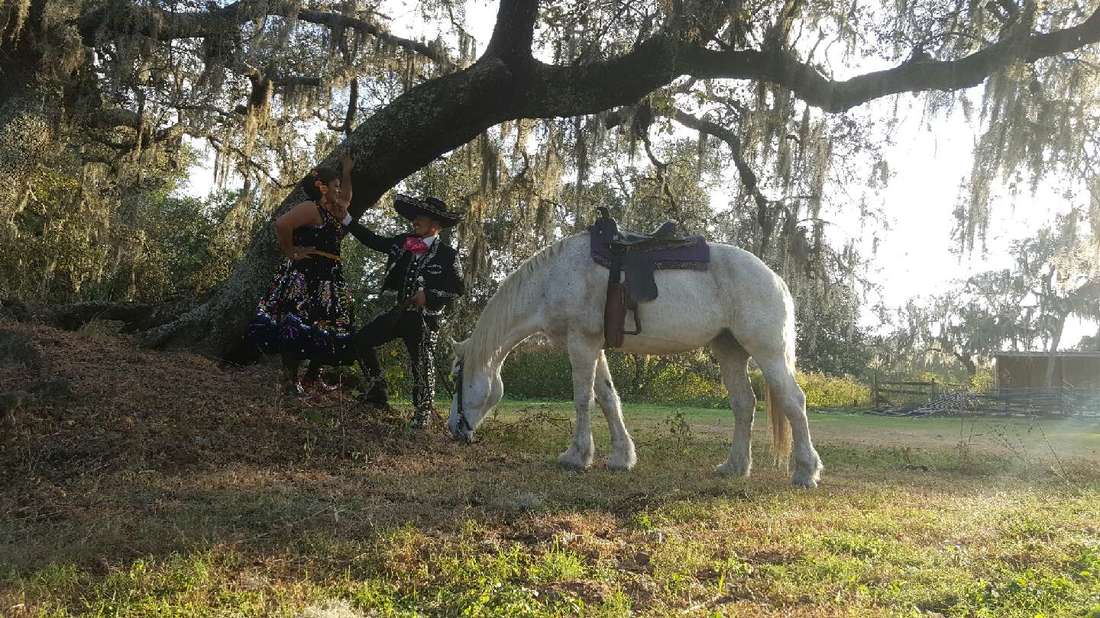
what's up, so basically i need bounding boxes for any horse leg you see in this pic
[558,335,599,470]
[758,356,823,488]
[593,351,637,471]
[711,335,755,477]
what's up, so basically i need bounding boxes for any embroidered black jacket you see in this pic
[344,221,465,317]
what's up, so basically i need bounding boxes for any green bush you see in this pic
[749,369,869,409]
[796,371,871,409]
[969,368,995,393]
[496,346,870,409]
[643,362,727,406]
[361,343,871,408]
[499,347,728,407]
[498,348,574,399]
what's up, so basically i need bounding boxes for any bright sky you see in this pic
[860,102,1046,301]
[853,99,1096,347]
[182,0,1097,349]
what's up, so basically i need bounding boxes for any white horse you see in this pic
[446,233,823,487]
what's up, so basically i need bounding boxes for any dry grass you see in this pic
[1,320,1098,616]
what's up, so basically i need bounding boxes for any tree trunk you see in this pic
[45,301,185,333]
[143,59,524,357]
[958,353,977,378]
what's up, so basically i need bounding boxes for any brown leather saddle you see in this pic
[588,207,710,348]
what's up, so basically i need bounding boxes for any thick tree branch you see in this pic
[297,8,453,69]
[680,6,1100,112]
[484,0,539,61]
[523,35,682,117]
[670,109,770,212]
[523,5,1100,115]
[340,60,516,218]
[77,0,452,68]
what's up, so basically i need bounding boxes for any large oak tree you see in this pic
[4,0,1100,356]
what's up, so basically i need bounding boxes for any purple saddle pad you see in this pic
[589,233,710,270]
[588,218,710,304]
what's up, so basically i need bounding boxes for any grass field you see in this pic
[2,323,1099,616]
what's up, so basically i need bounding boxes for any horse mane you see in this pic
[463,234,575,368]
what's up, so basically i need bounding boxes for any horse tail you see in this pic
[766,384,792,468]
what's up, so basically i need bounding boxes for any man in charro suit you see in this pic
[340,194,465,428]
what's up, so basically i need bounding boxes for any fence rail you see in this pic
[870,375,1100,417]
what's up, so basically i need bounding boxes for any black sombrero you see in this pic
[394,194,463,229]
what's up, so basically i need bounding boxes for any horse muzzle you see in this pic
[448,420,474,443]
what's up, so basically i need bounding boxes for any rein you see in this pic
[453,360,473,435]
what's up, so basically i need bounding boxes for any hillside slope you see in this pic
[0,320,431,483]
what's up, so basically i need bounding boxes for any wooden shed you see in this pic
[993,351,1100,415]
[994,351,1100,389]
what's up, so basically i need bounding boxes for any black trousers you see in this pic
[354,309,438,412]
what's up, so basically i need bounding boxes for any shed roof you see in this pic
[995,351,1100,359]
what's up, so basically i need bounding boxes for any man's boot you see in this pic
[281,365,305,398]
[300,364,339,394]
[410,407,431,429]
[356,371,392,412]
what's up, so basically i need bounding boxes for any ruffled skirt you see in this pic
[247,258,355,364]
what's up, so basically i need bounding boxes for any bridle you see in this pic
[452,359,473,437]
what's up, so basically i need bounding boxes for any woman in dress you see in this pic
[248,152,355,396]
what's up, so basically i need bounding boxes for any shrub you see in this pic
[355,341,869,408]
[644,362,727,407]
[496,346,870,409]
[796,371,871,409]
[969,368,995,393]
[498,348,574,399]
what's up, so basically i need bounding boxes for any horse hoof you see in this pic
[715,461,751,477]
[789,455,823,488]
[607,451,636,471]
[790,467,821,488]
[557,450,592,470]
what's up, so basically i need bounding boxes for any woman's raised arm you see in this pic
[337,149,353,209]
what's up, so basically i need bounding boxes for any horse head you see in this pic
[447,337,503,443]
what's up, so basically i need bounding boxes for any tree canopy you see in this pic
[873,205,1098,381]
